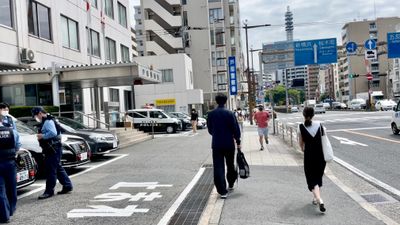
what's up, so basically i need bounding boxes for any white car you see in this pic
[375,99,397,111]
[314,104,326,114]
[197,117,207,129]
[349,99,366,110]
[291,106,299,113]
[322,103,330,109]
[391,100,400,134]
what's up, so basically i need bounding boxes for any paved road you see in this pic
[14,129,213,225]
[276,110,400,192]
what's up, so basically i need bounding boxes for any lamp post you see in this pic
[243,22,271,125]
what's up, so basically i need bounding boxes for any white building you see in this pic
[0,0,156,118]
[391,58,400,100]
[134,54,203,113]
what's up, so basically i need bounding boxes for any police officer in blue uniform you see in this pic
[31,107,73,200]
[0,103,19,223]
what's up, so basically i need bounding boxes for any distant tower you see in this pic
[285,6,294,41]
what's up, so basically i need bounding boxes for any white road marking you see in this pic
[110,182,173,190]
[328,126,390,132]
[157,167,206,225]
[67,205,149,218]
[18,154,129,200]
[331,136,368,146]
[334,157,400,201]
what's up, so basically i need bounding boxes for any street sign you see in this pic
[364,39,376,50]
[364,49,377,60]
[294,38,337,66]
[228,56,237,96]
[387,32,400,58]
[367,73,373,81]
[346,41,357,55]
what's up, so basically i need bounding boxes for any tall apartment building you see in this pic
[391,58,400,100]
[0,0,138,114]
[307,65,319,100]
[135,0,244,111]
[341,17,400,99]
[320,64,335,100]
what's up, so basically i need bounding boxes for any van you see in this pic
[391,100,400,135]
[127,109,182,134]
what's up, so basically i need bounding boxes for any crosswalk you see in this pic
[281,115,392,126]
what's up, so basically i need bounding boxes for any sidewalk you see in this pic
[200,122,389,225]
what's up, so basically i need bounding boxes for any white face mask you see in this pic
[1,111,8,116]
[35,116,42,123]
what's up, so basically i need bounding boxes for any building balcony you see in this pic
[146,41,169,55]
[144,0,182,27]
[144,20,183,49]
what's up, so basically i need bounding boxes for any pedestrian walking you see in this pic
[298,106,326,213]
[237,111,244,134]
[253,105,270,151]
[0,104,19,224]
[207,93,241,199]
[190,109,198,133]
[31,107,73,200]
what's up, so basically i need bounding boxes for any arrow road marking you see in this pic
[331,136,368,146]
[313,43,318,63]
[67,205,149,218]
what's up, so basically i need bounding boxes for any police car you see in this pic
[16,148,37,189]
[127,109,181,134]
[391,100,400,135]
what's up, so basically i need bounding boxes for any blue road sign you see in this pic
[228,56,237,96]
[294,38,337,66]
[364,39,376,50]
[388,32,400,59]
[346,41,357,55]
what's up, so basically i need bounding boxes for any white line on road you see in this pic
[327,126,390,132]
[334,157,400,201]
[18,154,129,200]
[331,136,368,146]
[157,167,206,225]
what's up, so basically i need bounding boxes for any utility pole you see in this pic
[243,22,271,125]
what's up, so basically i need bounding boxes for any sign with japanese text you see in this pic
[388,32,400,59]
[294,38,338,66]
[228,56,237,95]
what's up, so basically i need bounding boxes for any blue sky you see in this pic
[129,0,400,69]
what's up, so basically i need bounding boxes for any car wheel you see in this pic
[166,125,175,134]
[392,123,400,135]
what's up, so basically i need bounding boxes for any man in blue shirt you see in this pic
[207,94,241,199]
[0,103,18,223]
[31,107,73,200]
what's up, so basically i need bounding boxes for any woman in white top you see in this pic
[298,107,326,213]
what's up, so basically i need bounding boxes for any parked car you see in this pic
[314,104,326,114]
[291,106,299,113]
[16,148,37,189]
[18,116,118,156]
[14,117,91,172]
[169,112,192,130]
[332,102,347,109]
[375,99,397,111]
[349,99,366,110]
[197,117,207,129]
[127,109,181,134]
[322,103,331,109]
[391,100,400,135]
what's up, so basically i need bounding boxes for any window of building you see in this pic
[213,74,218,91]
[0,0,13,27]
[209,8,223,22]
[61,15,79,50]
[87,28,100,57]
[28,0,52,40]
[215,28,224,45]
[231,37,235,45]
[181,0,187,5]
[212,51,225,67]
[210,30,215,45]
[91,0,97,8]
[105,37,116,62]
[109,88,119,102]
[105,0,114,19]
[161,69,173,83]
[120,44,129,62]
[208,0,221,3]
[118,2,127,28]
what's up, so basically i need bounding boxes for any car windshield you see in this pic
[14,119,36,135]
[57,117,89,129]
[57,121,77,133]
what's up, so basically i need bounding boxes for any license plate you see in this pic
[17,170,29,183]
[113,141,117,148]
[80,152,88,161]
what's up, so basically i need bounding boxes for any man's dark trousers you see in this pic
[0,160,17,223]
[44,144,72,195]
[212,148,237,195]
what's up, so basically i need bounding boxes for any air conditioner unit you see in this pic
[21,48,36,64]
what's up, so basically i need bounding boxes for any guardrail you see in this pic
[273,119,301,151]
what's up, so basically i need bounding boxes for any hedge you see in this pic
[10,106,60,118]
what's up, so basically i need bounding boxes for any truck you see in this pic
[304,100,316,108]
